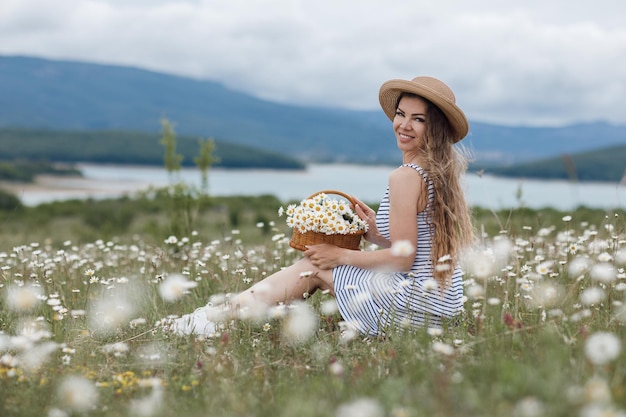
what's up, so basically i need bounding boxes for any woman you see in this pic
[166,76,474,336]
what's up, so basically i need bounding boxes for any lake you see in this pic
[9,163,626,211]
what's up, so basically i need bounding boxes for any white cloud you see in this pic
[1,0,625,126]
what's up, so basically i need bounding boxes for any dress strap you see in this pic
[401,163,434,209]
[401,163,429,184]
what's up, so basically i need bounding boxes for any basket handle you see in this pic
[306,190,356,206]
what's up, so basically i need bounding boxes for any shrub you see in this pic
[0,189,22,211]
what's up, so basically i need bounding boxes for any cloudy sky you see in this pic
[2,0,626,127]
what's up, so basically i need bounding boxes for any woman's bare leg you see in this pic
[166,257,334,335]
[229,257,335,311]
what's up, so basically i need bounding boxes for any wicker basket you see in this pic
[288,190,365,251]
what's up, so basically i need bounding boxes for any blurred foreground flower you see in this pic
[390,240,414,257]
[338,321,360,344]
[513,396,545,417]
[579,287,606,306]
[320,299,339,315]
[88,285,143,334]
[463,248,495,280]
[102,342,130,357]
[578,403,626,417]
[129,378,164,417]
[590,263,617,284]
[57,376,98,413]
[615,247,626,266]
[584,332,622,366]
[19,341,58,371]
[159,274,198,302]
[282,302,318,345]
[336,397,384,417]
[526,282,563,309]
[328,359,344,376]
[568,255,592,277]
[463,239,511,280]
[583,375,612,404]
[5,285,43,312]
[432,341,455,356]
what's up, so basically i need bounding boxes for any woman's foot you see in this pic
[161,307,217,337]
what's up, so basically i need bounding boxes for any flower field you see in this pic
[1,197,626,417]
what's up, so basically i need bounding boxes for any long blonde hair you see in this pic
[400,93,475,287]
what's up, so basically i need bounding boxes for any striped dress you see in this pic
[333,163,464,335]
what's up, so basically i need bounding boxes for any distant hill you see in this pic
[487,143,626,183]
[0,128,304,170]
[0,55,625,165]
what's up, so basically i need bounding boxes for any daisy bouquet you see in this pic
[280,190,368,251]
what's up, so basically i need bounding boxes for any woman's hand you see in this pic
[352,196,388,247]
[304,244,346,270]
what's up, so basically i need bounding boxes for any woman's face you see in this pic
[393,95,428,154]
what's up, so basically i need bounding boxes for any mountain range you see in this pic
[1,55,625,165]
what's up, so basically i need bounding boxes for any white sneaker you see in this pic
[164,307,217,337]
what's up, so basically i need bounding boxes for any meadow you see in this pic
[1,186,626,417]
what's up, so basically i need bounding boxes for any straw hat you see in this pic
[378,76,469,142]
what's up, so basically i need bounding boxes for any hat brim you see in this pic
[379,79,469,142]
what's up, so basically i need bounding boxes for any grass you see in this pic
[1,188,626,416]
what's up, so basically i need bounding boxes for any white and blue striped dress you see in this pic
[333,163,464,335]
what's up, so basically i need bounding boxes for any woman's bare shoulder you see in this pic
[389,165,425,183]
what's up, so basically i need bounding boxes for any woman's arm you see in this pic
[305,166,425,272]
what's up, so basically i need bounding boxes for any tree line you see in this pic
[0,125,305,178]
